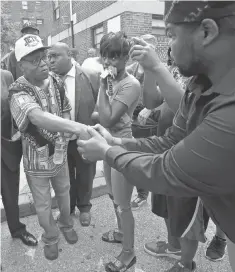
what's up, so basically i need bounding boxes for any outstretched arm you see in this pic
[105,105,235,197]
[10,91,89,138]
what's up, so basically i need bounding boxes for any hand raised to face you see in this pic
[129,37,161,72]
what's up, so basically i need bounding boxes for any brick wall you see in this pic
[73,21,109,64]
[43,1,116,40]
[72,1,116,22]
[2,1,168,62]
[121,12,152,38]
[121,12,169,63]
[155,36,169,63]
[1,0,52,50]
[61,10,169,65]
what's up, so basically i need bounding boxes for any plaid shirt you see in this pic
[9,74,71,177]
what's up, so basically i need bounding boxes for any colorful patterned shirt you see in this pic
[9,73,71,177]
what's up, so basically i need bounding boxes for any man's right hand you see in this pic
[129,37,162,72]
[92,124,114,145]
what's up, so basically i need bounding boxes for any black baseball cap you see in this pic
[21,21,39,34]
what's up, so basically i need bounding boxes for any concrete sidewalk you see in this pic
[0,161,107,222]
[1,194,232,272]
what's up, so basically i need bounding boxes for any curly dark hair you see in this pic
[99,31,131,59]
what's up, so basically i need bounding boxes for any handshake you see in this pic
[75,124,112,143]
[75,124,118,162]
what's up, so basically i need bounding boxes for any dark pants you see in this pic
[67,140,96,213]
[1,160,26,236]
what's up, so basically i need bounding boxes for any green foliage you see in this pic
[1,7,20,54]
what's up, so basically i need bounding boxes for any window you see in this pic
[35,1,41,9]
[152,15,165,36]
[53,0,60,20]
[55,8,60,20]
[54,0,59,9]
[22,1,28,10]
[36,19,43,25]
[22,18,30,24]
[93,25,104,49]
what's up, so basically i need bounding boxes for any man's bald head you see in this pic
[50,42,71,55]
[87,48,97,58]
[48,42,73,75]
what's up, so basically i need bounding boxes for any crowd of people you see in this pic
[1,1,235,272]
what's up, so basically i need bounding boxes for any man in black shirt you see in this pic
[77,1,235,271]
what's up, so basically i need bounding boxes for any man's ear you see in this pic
[18,61,24,72]
[201,19,219,46]
[68,50,73,58]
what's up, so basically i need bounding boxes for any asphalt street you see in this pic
[1,194,232,272]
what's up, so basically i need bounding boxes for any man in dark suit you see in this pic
[1,69,38,246]
[48,43,97,226]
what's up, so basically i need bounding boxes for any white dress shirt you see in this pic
[64,64,76,121]
[64,64,77,141]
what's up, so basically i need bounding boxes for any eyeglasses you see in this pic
[23,55,48,67]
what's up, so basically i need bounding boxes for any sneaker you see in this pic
[144,241,181,260]
[61,228,78,244]
[167,261,196,272]
[44,243,59,260]
[205,235,227,262]
[79,212,91,227]
[131,196,147,211]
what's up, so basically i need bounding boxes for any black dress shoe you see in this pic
[14,231,38,247]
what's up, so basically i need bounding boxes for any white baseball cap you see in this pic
[15,34,49,61]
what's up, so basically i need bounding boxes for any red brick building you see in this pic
[1,0,50,53]
[2,1,169,64]
[42,0,169,64]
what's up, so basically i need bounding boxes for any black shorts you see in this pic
[151,194,209,242]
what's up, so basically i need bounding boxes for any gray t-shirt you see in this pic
[108,74,141,137]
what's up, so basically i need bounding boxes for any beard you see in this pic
[177,58,207,78]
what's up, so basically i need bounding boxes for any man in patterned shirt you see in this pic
[9,35,89,261]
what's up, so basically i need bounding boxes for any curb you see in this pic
[1,177,108,223]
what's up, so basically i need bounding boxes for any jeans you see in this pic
[26,163,73,245]
[103,160,135,251]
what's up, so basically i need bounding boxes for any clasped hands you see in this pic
[76,124,113,162]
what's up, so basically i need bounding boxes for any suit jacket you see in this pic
[1,69,22,172]
[74,65,96,126]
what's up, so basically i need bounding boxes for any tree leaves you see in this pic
[1,5,20,55]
